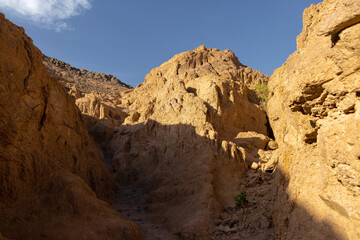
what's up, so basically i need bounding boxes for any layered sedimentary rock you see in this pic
[267,0,360,239]
[106,45,271,238]
[0,13,140,240]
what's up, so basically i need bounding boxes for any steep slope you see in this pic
[0,13,140,240]
[267,0,360,239]
[47,43,275,238]
[42,54,132,95]
[42,55,132,156]
[106,46,274,238]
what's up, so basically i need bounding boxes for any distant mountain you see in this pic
[42,55,132,95]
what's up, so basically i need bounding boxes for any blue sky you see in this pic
[0,0,323,87]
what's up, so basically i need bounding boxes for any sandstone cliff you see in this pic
[42,55,132,155]
[2,0,358,238]
[267,0,360,239]
[47,42,275,238]
[102,46,274,238]
[0,13,140,240]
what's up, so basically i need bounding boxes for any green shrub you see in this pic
[233,191,248,208]
[174,232,182,238]
[254,82,269,102]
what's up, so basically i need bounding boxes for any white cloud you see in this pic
[0,0,91,31]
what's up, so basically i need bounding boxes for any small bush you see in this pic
[233,191,248,208]
[254,82,269,102]
[174,232,182,238]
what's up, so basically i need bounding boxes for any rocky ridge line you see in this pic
[42,54,132,95]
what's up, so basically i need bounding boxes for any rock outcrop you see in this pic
[4,0,358,238]
[0,13,140,240]
[48,44,274,238]
[105,45,272,238]
[43,55,132,155]
[267,0,360,239]
[42,55,132,95]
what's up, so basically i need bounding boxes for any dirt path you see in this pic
[112,186,177,240]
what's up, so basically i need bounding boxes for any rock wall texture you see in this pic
[3,0,358,238]
[43,55,132,156]
[106,45,272,238]
[0,13,140,240]
[267,0,360,239]
[43,55,132,95]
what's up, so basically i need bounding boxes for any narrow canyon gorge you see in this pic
[0,0,359,239]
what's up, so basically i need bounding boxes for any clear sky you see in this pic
[0,0,323,87]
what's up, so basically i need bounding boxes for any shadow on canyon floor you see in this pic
[83,117,344,239]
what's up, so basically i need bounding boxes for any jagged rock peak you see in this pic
[143,45,269,90]
[120,45,269,136]
[108,45,272,238]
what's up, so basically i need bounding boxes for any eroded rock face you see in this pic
[0,13,140,240]
[267,0,360,239]
[42,55,132,95]
[108,46,270,238]
[43,55,132,155]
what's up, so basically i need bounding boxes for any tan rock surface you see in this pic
[42,54,132,95]
[211,167,276,240]
[108,46,271,238]
[267,0,360,239]
[0,13,140,240]
[43,56,132,153]
[0,173,141,240]
[6,1,359,239]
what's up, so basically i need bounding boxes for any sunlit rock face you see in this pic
[0,13,140,240]
[107,45,270,238]
[3,0,358,238]
[267,0,360,239]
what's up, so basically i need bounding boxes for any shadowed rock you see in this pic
[0,13,140,240]
[106,45,270,238]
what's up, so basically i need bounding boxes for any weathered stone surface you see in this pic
[6,0,360,238]
[0,173,141,240]
[267,0,360,239]
[250,162,259,170]
[212,166,276,240]
[266,140,278,150]
[109,45,270,238]
[42,55,132,95]
[0,13,140,240]
[43,55,132,153]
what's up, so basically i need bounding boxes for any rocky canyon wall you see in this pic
[267,0,360,239]
[0,13,140,240]
[107,46,273,238]
[45,42,276,239]
[1,0,359,238]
